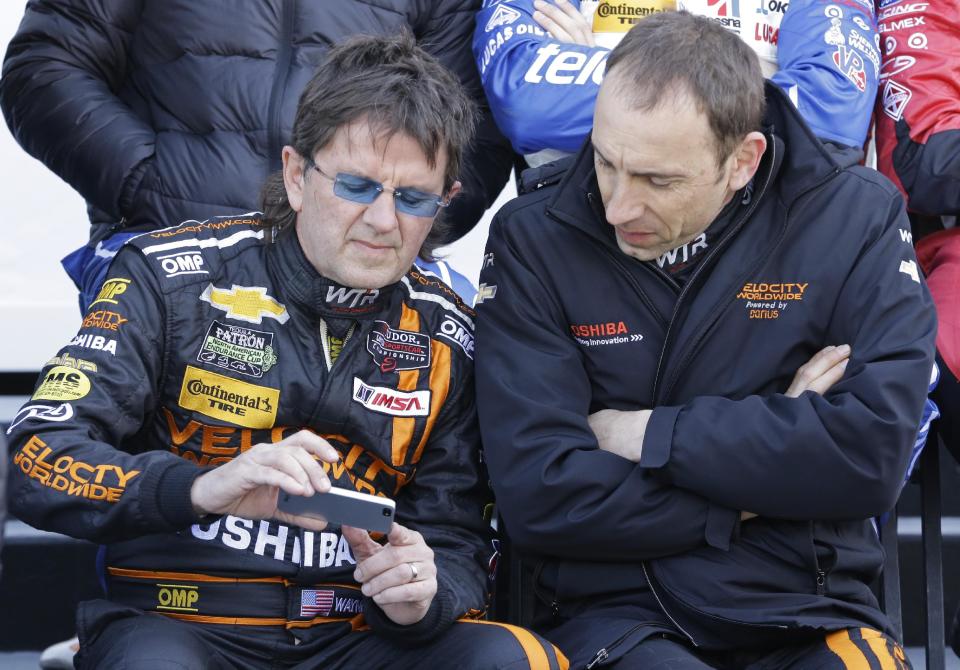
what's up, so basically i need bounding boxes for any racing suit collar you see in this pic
[268,227,397,331]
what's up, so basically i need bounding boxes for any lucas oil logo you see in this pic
[352,378,430,417]
[178,365,279,428]
[366,321,431,372]
[197,320,277,378]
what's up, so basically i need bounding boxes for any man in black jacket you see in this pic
[476,11,934,668]
[0,0,512,308]
[7,35,565,670]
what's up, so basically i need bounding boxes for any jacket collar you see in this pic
[267,226,396,323]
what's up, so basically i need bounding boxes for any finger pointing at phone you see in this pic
[343,523,438,625]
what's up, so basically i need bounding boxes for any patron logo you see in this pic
[200,284,289,325]
[178,365,279,428]
[352,378,430,417]
[91,277,131,306]
[82,309,128,332]
[45,352,97,372]
[70,333,117,355]
[33,366,91,401]
[437,316,474,359]
[367,321,431,372]
[7,403,74,435]
[155,250,207,278]
[197,320,277,378]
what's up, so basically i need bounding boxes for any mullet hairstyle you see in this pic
[605,11,765,166]
[260,32,477,260]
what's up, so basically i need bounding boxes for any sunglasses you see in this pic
[308,161,449,218]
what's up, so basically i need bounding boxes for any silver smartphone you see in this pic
[277,486,396,533]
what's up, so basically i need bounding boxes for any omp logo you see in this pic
[200,284,289,325]
[524,44,608,85]
[352,378,430,417]
[178,365,279,428]
[437,316,474,359]
[157,585,199,612]
[91,277,131,306]
[485,3,521,32]
[7,403,74,435]
[33,366,91,402]
[82,309,128,332]
[156,251,207,278]
[13,435,140,503]
[70,334,117,355]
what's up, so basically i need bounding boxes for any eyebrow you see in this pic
[592,144,688,181]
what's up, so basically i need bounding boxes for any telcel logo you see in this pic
[524,44,607,85]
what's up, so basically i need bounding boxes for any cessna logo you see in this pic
[200,284,289,325]
[352,378,430,417]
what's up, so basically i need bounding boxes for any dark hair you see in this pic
[605,11,765,165]
[260,32,477,260]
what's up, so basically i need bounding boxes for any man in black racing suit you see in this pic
[6,34,566,670]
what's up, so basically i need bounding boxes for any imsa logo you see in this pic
[352,378,430,417]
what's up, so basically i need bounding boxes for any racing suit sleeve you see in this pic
[641,191,937,520]
[770,0,880,148]
[475,211,739,561]
[0,0,155,223]
[6,246,209,543]
[362,364,492,644]
[418,0,514,240]
[473,0,610,155]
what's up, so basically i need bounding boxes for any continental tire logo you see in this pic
[178,365,279,428]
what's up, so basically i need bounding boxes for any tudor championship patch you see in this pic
[197,320,277,378]
[366,321,431,372]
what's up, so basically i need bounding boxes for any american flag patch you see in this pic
[300,589,335,617]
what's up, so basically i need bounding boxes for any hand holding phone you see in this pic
[277,486,396,533]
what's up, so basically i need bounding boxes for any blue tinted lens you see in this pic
[394,189,441,217]
[333,174,381,204]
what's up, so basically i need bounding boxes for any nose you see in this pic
[361,190,399,234]
[604,181,645,227]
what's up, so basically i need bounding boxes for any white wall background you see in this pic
[0,1,511,372]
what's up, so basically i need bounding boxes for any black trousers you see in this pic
[543,615,910,670]
[75,599,568,670]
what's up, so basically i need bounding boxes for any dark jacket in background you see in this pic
[0,0,513,244]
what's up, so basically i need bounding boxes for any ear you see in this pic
[444,180,462,205]
[282,145,306,213]
[727,131,767,192]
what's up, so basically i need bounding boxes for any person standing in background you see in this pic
[474,0,879,167]
[1,0,512,308]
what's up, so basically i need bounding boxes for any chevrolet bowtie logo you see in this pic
[200,284,290,324]
[475,283,498,305]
